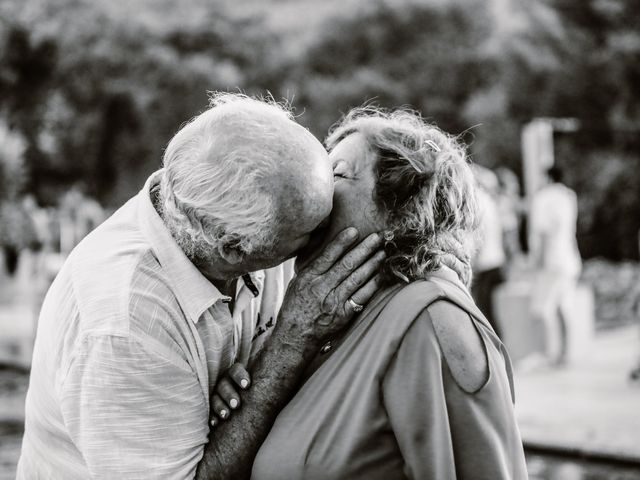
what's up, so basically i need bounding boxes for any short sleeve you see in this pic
[382,307,525,480]
[59,335,209,479]
[382,309,457,480]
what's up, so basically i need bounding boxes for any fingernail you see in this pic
[210,419,216,427]
[229,398,239,409]
[240,379,249,389]
[376,251,387,260]
[220,409,228,419]
[346,227,357,239]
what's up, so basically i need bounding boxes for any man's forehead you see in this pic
[278,182,331,233]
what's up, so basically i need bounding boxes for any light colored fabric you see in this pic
[17,170,294,479]
[475,188,506,272]
[529,182,581,276]
[530,270,578,362]
[251,269,528,480]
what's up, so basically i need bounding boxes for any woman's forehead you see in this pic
[329,133,370,163]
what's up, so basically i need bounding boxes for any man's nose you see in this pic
[316,215,331,231]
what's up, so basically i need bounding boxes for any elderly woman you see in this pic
[250,108,528,480]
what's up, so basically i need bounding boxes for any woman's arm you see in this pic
[382,301,525,480]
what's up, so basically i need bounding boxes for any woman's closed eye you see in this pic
[332,160,352,179]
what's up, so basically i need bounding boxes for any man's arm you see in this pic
[60,335,209,479]
[195,229,384,479]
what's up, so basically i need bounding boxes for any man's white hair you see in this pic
[159,92,295,261]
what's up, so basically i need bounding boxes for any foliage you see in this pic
[0,120,27,201]
[0,0,273,205]
[0,0,638,258]
[581,258,640,328]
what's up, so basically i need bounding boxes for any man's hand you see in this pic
[196,228,385,480]
[275,228,385,353]
[209,364,250,428]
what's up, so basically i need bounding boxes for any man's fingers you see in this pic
[305,228,359,275]
[337,250,385,299]
[211,394,230,420]
[345,274,383,313]
[228,363,250,389]
[324,232,382,287]
[216,378,241,409]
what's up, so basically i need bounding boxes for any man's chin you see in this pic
[293,231,332,272]
[293,251,315,273]
[293,244,326,273]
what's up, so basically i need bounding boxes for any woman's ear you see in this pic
[217,241,245,265]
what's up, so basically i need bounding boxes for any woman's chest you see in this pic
[251,328,408,479]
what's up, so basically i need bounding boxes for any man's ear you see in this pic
[217,241,245,265]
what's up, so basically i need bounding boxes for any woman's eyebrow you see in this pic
[332,158,347,168]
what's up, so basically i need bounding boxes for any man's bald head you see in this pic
[160,93,333,273]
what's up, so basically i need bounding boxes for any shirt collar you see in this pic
[137,170,230,323]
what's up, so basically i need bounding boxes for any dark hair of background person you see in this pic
[547,166,564,184]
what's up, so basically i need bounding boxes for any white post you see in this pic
[521,118,555,202]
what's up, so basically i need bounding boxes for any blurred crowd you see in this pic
[471,164,586,368]
[1,161,638,379]
[0,187,106,281]
[472,163,640,382]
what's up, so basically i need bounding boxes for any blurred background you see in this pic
[0,0,639,478]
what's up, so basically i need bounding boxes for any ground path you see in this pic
[516,324,640,463]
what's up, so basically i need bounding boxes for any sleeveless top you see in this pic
[251,269,528,480]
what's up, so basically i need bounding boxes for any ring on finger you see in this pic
[347,298,364,312]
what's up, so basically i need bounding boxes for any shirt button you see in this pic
[320,341,332,354]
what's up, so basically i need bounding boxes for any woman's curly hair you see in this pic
[326,107,480,287]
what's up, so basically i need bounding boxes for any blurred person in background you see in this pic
[529,165,582,365]
[0,197,40,276]
[472,165,506,338]
[495,167,524,264]
[251,108,527,480]
[631,229,640,384]
[58,185,106,255]
[17,93,384,480]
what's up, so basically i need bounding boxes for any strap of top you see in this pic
[375,274,517,402]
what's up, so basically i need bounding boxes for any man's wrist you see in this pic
[269,322,321,364]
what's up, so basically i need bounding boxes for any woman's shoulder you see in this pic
[425,300,489,393]
[379,282,489,393]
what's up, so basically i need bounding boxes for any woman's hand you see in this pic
[209,363,251,428]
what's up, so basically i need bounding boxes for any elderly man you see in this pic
[17,93,384,479]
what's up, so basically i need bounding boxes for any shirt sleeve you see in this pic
[381,309,457,480]
[59,334,209,479]
[381,307,521,480]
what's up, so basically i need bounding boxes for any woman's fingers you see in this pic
[209,364,251,427]
[228,363,250,390]
[216,377,241,410]
[211,394,230,421]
